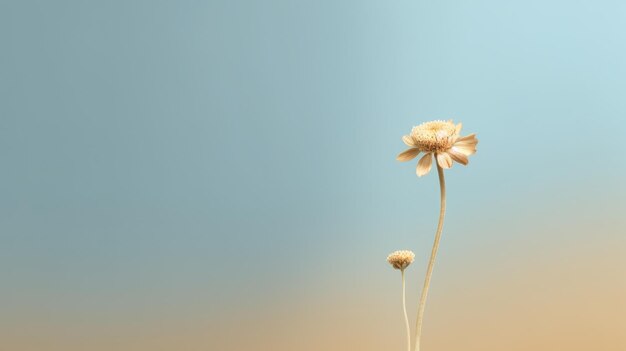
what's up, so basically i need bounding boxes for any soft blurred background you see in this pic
[1,1,626,350]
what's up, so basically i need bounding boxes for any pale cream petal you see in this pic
[454,134,478,155]
[436,152,453,169]
[456,133,477,143]
[455,135,478,144]
[452,144,476,156]
[454,139,478,147]
[396,148,421,162]
[402,135,417,147]
[448,148,468,165]
[416,153,433,177]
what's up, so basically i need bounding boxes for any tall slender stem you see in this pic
[402,269,410,351]
[414,162,446,351]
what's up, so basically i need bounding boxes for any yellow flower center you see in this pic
[410,120,458,152]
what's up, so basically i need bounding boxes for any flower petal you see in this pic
[453,134,478,155]
[455,140,478,148]
[396,148,421,162]
[456,133,477,143]
[416,153,433,177]
[452,144,476,156]
[448,148,468,165]
[436,152,453,169]
[402,135,417,147]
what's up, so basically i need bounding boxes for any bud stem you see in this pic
[401,269,410,351]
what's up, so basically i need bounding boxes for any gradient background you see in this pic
[2,1,626,350]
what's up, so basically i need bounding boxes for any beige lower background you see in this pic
[4,235,624,351]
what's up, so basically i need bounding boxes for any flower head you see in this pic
[387,250,415,270]
[396,120,478,177]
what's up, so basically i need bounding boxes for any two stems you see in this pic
[414,162,447,351]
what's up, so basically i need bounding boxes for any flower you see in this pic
[396,120,478,177]
[387,250,415,270]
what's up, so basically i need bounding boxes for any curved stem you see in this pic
[402,269,410,351]
[414,163,446,351]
